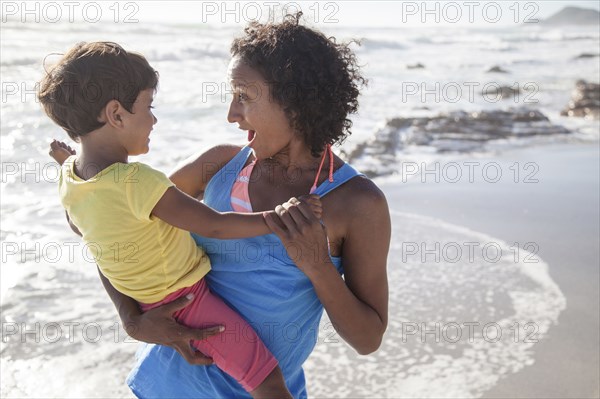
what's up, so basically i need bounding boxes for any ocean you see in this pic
[1,4,599,398]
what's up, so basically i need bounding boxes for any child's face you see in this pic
[123,88,157,155]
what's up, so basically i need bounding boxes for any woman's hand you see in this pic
[96,267,223,366]
[264,196,331,275]
[126,294,224,365]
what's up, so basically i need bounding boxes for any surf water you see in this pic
[1,12,597,398]
[304,210,565,398]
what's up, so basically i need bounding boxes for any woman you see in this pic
[102,14,391,398]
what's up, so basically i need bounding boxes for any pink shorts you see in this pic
[139,279,279,392]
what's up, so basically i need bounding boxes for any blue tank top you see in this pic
[127,146,363,398]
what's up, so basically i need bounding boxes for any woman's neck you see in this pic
[256,140,337,192]
[263,140,322,172]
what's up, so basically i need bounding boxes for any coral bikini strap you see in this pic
[309,144,334,194]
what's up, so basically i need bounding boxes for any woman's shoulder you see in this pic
[196,144,246,166]
[333,158,387,204]
[325,165,389,235]
[328,154,386,202]
[169,144,245,199]
[341,174,387,212]
[173,144,244,174]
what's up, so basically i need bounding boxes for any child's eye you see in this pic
[149,106,155,109]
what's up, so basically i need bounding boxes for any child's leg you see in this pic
[171,280,292,399]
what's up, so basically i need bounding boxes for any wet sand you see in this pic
[378,142,599,398]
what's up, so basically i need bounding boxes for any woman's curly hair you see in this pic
[231,12,366,156]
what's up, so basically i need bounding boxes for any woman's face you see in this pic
[227,55,295,159]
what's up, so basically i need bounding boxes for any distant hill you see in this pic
[541,6,600,25]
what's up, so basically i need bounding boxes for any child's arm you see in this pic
[152,186,322,239]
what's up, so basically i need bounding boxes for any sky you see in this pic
[2,1,599,28]
[134,0,600,27]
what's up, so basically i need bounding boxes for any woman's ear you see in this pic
[100,99,125,128]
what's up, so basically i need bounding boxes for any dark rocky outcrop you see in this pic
[346,109,571,177]
[561,80,600,119]
[481,85,521,100]
[574,53,600,59]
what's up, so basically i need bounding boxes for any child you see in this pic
[40,41,320,399]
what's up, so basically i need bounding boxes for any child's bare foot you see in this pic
[49,140,76,165]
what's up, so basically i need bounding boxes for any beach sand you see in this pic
[375,142,599,398]
[2,142,598,398]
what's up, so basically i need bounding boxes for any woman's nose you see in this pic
[227,101,240,123]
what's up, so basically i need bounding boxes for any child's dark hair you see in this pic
[38,42,158,141]
[231,13,366,156]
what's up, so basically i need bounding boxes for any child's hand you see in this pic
[269,195,323,231]
[49,139,76,166]
[274,195,323,221]
[297,194,323,219]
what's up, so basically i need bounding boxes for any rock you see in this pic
[541,6,600,26]
[346,108,571,177]
[575,53,600,59]
[561,80,600,120]
[481,85,521,99]
[486,66,509,73]
[407,63,425,69]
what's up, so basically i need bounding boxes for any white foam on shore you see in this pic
[0,208,568,398]
[0,237,137,398]
[304,210,566,398]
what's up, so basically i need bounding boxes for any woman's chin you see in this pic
[247,135,258,152]
[249,143,276,160]
[247,130,257,143]
[250,147,267,160]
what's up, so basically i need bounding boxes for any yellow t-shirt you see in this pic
[59,156,211,303]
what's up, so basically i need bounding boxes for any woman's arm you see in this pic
[97,267,223,365]
[64,195,218,362]
[66,145,242,365]
[65,211,82,236]
[265,178,390,355]
[317,184,390,354]
[100,145,243,364]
